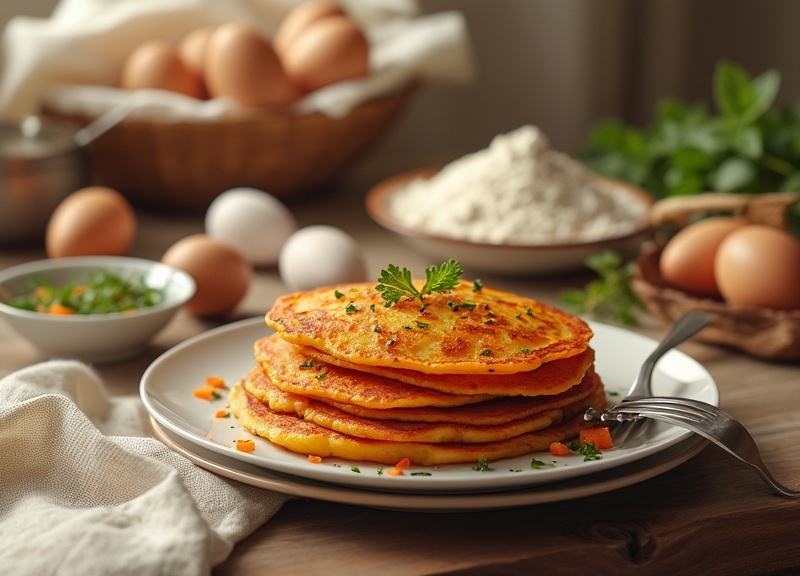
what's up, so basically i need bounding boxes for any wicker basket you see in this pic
[632,192,800,361]
[43,87,415,212]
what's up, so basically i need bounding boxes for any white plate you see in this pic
[140,317,718,494]
[150,417,708,512]
[365,169,653,276]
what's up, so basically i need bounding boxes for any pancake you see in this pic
[321,367,600,425]
[241,365,603,443]
[307,344,594,397]
[254,335,494,409]
[229,380,607,466]
[265,280,592,375]
[255,334,594,399]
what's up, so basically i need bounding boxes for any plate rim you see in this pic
[149,416,709,512]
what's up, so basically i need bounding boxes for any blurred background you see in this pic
[2,0,799,183]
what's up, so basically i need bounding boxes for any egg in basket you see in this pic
[26,1,474,212]
[37,3,412,212]
[631,191,800,360]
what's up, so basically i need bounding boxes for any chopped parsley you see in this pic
[345,303,360,314]
[479,348,492,356]
[472,456,491,472]
[410,472,433,476]
[569,440,603,461]
[350,465,361,473]
[530,458,553,470]
[334,290,344,299]
[7,269,165,315]
[472,279,483,292]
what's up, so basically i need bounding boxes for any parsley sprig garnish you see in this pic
[376,259,463,306]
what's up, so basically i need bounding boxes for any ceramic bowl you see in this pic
[0,256,195,363]
[366,168,654,276]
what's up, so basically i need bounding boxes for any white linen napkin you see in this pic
[0,0,476,121]
[0,360,287,576]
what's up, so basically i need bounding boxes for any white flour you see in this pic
[388,125,647,245]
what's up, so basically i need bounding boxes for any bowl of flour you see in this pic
[366,125,653,275]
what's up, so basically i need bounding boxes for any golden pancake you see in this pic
[256,334,593,399]
[265,280,592,375]
[241,365,601,443]
[254,335,494,409]
[322,367,600,425]
[229,381,606,466]
[307,344,594,397]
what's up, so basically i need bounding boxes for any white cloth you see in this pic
[0,0,476,121]
[0,360,288,576]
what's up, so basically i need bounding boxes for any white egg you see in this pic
[205,187,298,266]
[279,225,366,291]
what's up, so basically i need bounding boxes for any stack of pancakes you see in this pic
[229,280,606,466]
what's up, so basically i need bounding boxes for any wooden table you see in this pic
[2,178,799,575]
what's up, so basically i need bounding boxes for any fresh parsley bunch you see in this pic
[579,60,800,199]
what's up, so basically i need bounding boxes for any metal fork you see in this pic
[586,397,799,498]
[611,311,713,445]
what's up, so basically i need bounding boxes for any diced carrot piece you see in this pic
[214,408,229,418]
[395,457,412,469]
[580,427,614,450]
[206,376,226,389]
[48,304,75,315]
[549,441,570,457]
[236,439,255,452]
[193,387,215,400]
[387,467,404,476]
[308,454,323,464]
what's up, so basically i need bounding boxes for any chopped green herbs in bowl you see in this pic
[0,257,195,363]
[6,269,166,315]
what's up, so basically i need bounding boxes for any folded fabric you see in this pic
[0,0,476,120]
[0,360,287,576]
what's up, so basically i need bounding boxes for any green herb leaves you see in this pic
[580,60,800,198]
[376,259,463,306]
[8,269,165,315]
[558,250,643,326]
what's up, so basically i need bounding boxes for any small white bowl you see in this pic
[366,168,654,276]
[0,256,195,363]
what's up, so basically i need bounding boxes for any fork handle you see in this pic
[624,312,713,399]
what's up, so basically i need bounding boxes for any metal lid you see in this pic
[0,117,78,160]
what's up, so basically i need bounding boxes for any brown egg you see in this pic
[161,234,252,317]
[46,186,137,258]
[273,1,345,58]
[121,40,204,99]
[281,15,369,92]
[178,26,214,99]
[659,217,748,298]
[715,225,800,310]
[204,23,300,108]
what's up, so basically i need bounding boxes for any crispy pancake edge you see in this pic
[241,365,604,443]
[228,379,607,466]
